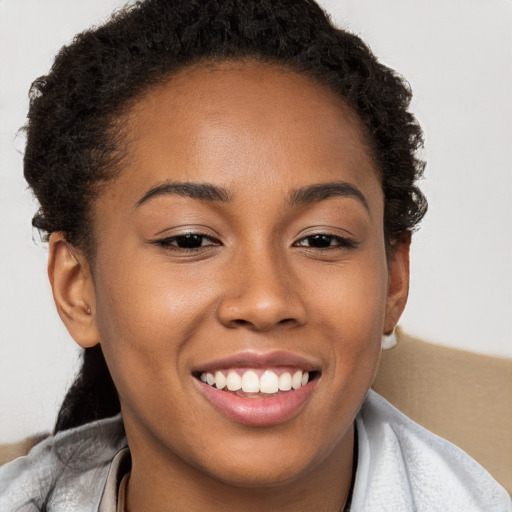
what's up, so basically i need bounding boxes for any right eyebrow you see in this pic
[288,181,370,213]
[134,181,232,208]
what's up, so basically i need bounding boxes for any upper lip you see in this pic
[192,350,322,374]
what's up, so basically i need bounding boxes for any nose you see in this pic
[216,248,308,331]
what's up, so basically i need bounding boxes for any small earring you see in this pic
[381,329,397,350]
[86,305,92,315]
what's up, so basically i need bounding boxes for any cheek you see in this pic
[303,248,388,387]
[91,250,216,404]
[95,245,211,331]
[306,250,388,336]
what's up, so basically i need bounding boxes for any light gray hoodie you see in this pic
[1,391,510,511]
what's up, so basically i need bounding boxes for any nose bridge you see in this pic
[217,240,307,331]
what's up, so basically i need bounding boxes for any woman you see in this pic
[0,0,509,510]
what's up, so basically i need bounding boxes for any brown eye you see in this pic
[173,234,207,248]
[156,233,221,250]
[295,234,357,250]
[304,235,334,248]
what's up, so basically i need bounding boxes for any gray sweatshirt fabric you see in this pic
[1,390,510,511]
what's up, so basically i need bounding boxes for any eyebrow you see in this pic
[135,181,232,208]
[289,181,370,212]
[135,179,369,213]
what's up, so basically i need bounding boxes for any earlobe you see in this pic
[383,233,411,334]
[48,233,100,348]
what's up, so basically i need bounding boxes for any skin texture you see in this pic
[49,61,410,511]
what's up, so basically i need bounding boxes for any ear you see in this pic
[383,233,411,334]
[48,232,100,348]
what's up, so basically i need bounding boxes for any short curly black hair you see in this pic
[25,0,426,257]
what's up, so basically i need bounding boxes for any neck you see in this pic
[123,424,355,512]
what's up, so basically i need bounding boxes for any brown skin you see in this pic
[49,61,410,512]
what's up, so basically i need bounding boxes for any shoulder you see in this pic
[351,390,512,512]
[0,414,126,512]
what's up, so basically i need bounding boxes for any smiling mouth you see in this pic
[194,368,321,398]
[193,360,321,425]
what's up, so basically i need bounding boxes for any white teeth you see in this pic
[278,372,292,391]
[260,370,279,394]
[200,369,312,393]
[292,370,303,390]
[226,371,242,391]
[241,370,260,393]
[215,371,226,390]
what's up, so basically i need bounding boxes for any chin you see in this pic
[188,427,339,490]
[204,458,314,489]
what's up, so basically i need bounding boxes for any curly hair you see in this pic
[23,0,427,431]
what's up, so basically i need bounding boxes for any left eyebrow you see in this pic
[288,181,370,213]
[135,181,232,208]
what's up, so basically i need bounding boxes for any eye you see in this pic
[154,233,221,251]
[294,234,356,249]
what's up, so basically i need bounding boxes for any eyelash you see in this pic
[153,232,357,252]
[154,233,220,251]
[293,234,357,250]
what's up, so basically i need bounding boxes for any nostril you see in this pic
[229,317,298,331]
[278,318,296,325]
[232,319,251,327]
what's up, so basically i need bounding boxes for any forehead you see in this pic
[106,60,380,207]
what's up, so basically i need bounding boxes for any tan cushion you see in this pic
[373,328,512,494]
[0,433,49,466]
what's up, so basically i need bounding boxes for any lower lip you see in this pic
[196,378,317,426]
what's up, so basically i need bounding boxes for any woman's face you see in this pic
[59,62,408,488]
